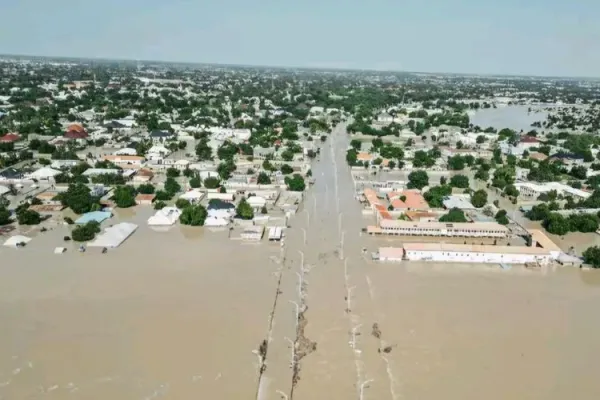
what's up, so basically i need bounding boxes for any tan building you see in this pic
[368,220,508,238]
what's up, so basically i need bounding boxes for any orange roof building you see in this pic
[388,190,429,211]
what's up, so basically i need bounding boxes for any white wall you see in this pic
[405,250,551,265]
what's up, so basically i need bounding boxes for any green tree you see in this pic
[236,198,254,220]
[189,176,202,188]
[204,176,221,189]
[495,209,509,225]
[583,246,600,268]
[257,172,271,184]
[504,184,519,197]
[471,189,488,208]
[137,183,155,194]
[154,200,167,210]
[407,170,429,190]
[164,177,181,195]
[179,204,208,226]
[449,174,469,188]
[166,167,180,178]
[285,174,306,191]
[281,149,294,161]
[475,168,489,181]
[346,149,358,166]
[59,183,96,214]
[543,213,570,235]
[423,185,452,207]
[17,209,42,225]
[0,206,11,225]
[72,221,101,242]
[217,161,236,180]
[113,185,136,208]
[280,164,294,175]
[175,198,191,209]
[439,208,467,223]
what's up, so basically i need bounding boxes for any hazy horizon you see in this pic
[1,0,599,78]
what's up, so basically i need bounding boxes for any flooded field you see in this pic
[469,105,548,132]
[1,122,600,399]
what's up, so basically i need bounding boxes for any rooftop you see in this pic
[402,242,551,255]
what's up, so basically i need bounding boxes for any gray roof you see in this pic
[442,195,475,210]
[149,130,173,138]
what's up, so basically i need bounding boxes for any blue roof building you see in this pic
[75,211,112,224]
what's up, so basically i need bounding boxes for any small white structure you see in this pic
[88,222,138,248]
[113,147,138,156]
[268,227,283,241]
[3,235,31,248]
[207,192,235,202]
[28,167,62,181]
[247,196,266,210]
[179,189,205,204]
[204,216,229,227]
[83,168,120,177]
[0,185,10,197]
[148,207,182,226]
[241,226,264,241]
[174,159,190,170]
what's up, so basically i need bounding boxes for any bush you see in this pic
[439,208,467,223]
[175,198,191,209]
[179,204,208,226]
[72,221,101,242]
[17,209,42,225]
[137,183,155,194]
[154,200,167,210]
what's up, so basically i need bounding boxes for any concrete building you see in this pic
[368,220,508,238]
[102,155,145,169]
[241,226,264,241]
[514,182,591,201]
[379,229,560,265]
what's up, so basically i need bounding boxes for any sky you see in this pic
[1,0,600,77]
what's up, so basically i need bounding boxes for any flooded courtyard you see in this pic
[1,122,600,399]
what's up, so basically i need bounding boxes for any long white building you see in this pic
[379,229,561,265]
[368,220,509,238]
[514,182,591,201]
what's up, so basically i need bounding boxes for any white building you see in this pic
[241,226,264,241]
[147,207,182,226]
[402,243,553,265]
[113,147,138,156]
[88,223,138,248]
[247,195,266,210]
[380,229,560,265]
[204,216,229,227]
[368,220,509,238]
[514,182,591,201]
[179,189,205,204]
[28,167,62,181]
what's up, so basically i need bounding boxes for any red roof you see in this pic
[67,124,85,133]
[64,131,88,139]
[64,123,88,139]
[0,133,20,143]
[520,136,539,143]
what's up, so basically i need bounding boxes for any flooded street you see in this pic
[1,122,600,399]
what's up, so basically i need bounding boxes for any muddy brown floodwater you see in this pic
[1,122,600,399]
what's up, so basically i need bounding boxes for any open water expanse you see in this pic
[1,123,600,399]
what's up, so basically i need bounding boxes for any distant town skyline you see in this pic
[1,0,599,78]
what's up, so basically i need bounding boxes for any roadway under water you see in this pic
[0,122,599,399]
